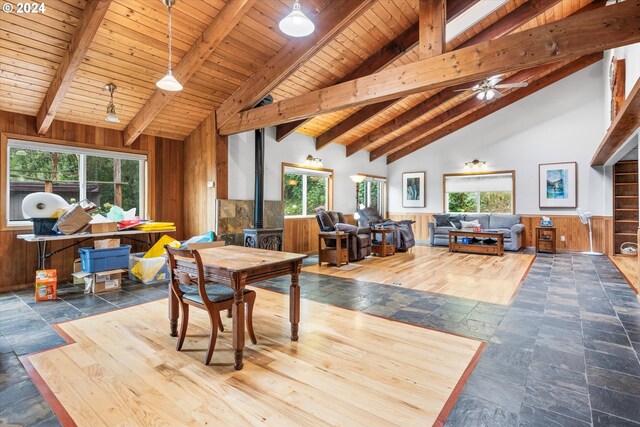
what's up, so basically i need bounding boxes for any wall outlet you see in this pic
[560,235,566,242]
[207,181,215,188]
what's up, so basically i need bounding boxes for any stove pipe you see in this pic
[253,96,273,230]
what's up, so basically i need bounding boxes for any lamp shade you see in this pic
[156,70,183,91]
[279,2,314,37]
[105,111,120,123]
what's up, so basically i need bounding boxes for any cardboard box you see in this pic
[73,269,125,294]
[35,269,57,301]
[91,221,118,234]
[72,258,84,285]
[94,238,120,249]
[187,241,225,250]
[55,205,92,234]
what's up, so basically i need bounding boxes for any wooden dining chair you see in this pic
[165,246,257,365]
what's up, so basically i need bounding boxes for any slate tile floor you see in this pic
[1,252,639,426]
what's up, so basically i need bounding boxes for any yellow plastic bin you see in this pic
[128,252,170,284]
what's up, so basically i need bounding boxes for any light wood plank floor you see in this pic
[303,246,535,306]
[610,255,639,293]
[27,291,481,427]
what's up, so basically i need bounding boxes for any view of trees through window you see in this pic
[283,170,329,216]
[447,191,512,213]
[357,179,382,213]
[8,144,144,222]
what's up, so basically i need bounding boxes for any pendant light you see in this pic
[104,83,120,123]
[279,0,315,37]
[157,0,183,91]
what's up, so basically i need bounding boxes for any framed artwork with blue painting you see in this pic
[402,171,425,207]
[539,162,577,208]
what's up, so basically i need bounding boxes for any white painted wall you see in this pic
[228,127,387,213]
[387,62,611,216]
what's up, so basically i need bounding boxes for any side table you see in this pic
[318,231,349,266]
[371,228,395,257]
[535,227,557,254]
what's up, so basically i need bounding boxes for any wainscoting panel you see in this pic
[388,213,613,255]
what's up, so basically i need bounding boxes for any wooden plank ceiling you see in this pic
[0,0,615,159]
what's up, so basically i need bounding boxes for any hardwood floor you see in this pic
[303,246,535,306]
[25,290,482,426]
[610,255,639,293]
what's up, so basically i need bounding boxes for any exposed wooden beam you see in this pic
[316,0,566,150]
[36,0,112,135]
[592,77,640,166]
[274,0,480,142]
[419,0,446,59]
[123,0,255,146]
[369,64,560,161]
[214,0,377,129]
[385,54,603,163]
[219,1,636,136]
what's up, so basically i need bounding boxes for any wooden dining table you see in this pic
[168,245,307,370]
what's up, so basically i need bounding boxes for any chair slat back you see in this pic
[165,246,207,304]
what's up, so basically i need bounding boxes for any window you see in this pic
[7,140,147,226]
[356,176,387,217]
[444,171,515,214]
[282,164,332,217]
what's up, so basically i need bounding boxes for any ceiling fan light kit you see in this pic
[458,75,528,101]
[157,0,183,92]
[279,0,315,37]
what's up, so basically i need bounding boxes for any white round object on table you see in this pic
[22,192,69,219]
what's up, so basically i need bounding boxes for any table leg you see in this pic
[318,235,322,265]
[231,272,246,370]
[290,262,301,341]
[168,282,178,337]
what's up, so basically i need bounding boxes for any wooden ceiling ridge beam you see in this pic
[274,0,475,142]
[218,1,637,136]
[386,53,603,164]
[36,0,112,135]
[591,77,640,166]
[122,0,255,147]
[325,0,569,153]
[214,0,378,130]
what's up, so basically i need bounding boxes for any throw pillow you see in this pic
[448,215,462,229]
[434,214,451,227]
[460,219,480,230]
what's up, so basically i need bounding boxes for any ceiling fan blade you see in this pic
[492,90,503,99]
[453,88,475,92]
[495,82,529,89]
[488,75,503,85]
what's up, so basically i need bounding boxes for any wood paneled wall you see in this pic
[388,212,614,254]
[284,214,356,254]
[0,111,184,292]
[182,112,228,238]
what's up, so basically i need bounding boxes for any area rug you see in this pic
[23,290,483,426]
[331,263,363,271]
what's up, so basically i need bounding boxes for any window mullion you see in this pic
[79,154,87,202]
[302,175,308,216]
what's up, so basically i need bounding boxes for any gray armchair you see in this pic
[316,210,372,261]
[356,207,416,251]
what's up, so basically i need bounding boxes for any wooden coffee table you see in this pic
[448,230,505,256]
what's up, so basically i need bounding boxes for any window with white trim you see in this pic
[444,172,515,214]
[6,140,147,226]
[283,165,332,217]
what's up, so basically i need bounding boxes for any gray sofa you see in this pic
[428,213,525,251]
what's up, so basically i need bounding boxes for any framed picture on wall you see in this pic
[402,172,426,208]
[539,162,577,208]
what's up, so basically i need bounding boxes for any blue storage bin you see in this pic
[79,245,131,273]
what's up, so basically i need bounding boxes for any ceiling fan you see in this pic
[455,75,529,100]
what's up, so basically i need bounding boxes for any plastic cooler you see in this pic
[78,245,131,273]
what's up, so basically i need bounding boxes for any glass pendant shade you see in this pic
[156,70,183,91]
[104,83,120,123]
[476,91,486,100]
[485,89,496,100]
[279,1,315,37]
[105,108,120,123]
[157,0,183,91]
